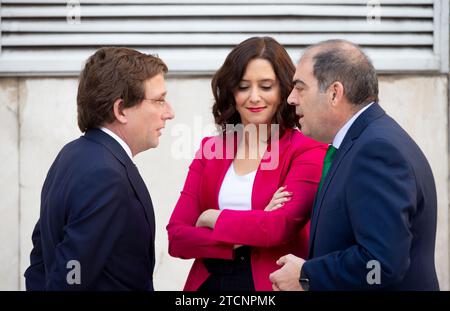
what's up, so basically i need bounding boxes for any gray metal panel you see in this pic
[0,0,447,76]
[0,0,436,4]
[0,47,440,75]
[0,5,434,18]
[1,19,434,33]
[433,0,449,72]
[1,33,435,46]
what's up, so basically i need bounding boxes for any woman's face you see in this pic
[234,58,281,128]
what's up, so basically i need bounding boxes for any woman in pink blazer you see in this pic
[167,37,326,291]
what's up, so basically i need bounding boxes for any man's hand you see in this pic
[195,209,221,229]
[269,254,306,291]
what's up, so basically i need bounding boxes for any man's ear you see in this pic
[329,82,344,107]
[113,99,127,124]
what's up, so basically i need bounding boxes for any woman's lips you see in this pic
[247,107,266,113]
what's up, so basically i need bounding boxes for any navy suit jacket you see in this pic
[24,129,156,290]
[303,103,439,290]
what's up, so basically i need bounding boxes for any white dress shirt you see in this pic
[100,127,133,159]
[332,102,374,149]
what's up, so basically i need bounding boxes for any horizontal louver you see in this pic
[0,0,448,75]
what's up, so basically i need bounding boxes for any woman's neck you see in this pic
[237,131,267,160]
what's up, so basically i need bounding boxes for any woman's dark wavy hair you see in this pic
[212,36,299,137]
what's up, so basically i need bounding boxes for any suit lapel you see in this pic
[308,139,353,256]
[200,133,235,211]
[252,129,291,210]
[125,163,155,231]
[83,129,155,231]
[308,103,386,257]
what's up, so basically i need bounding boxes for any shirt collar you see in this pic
[100,127,133,159]
[332,102,374,149]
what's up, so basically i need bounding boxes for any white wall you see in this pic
[0,79,19,291]
[0,75,448,290]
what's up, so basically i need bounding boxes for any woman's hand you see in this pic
[264,186,293,211]
[195,209,221,229]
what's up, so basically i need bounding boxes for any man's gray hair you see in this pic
[307,39,379,106]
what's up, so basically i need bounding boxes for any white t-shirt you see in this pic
[218,163,257,211]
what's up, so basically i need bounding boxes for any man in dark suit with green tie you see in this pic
[270,39,439,290]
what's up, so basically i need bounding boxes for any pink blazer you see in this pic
[167,128,327,291]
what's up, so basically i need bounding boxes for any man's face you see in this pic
[125,73,174,155]
[287,56,334,143]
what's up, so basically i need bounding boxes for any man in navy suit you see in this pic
[24,47,175,290]
[270,40,439,290]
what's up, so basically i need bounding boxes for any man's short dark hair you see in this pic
[77,47,168,132]
[309,39,379,106]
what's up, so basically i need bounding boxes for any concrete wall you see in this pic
[0,75,448,290]
[0,79,19,291]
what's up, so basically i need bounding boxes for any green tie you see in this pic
[317,145,337,194]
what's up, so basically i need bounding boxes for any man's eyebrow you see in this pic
[157,91,167,98]
[293,79,307,87]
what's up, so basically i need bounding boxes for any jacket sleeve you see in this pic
[212,143,326,247]
[45,166,130,290]
[24,219,46,290]
[302,139,417,290]
[167,137,234,260]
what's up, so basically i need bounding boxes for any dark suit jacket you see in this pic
[303,103,439,290]
[24,128,156,290]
